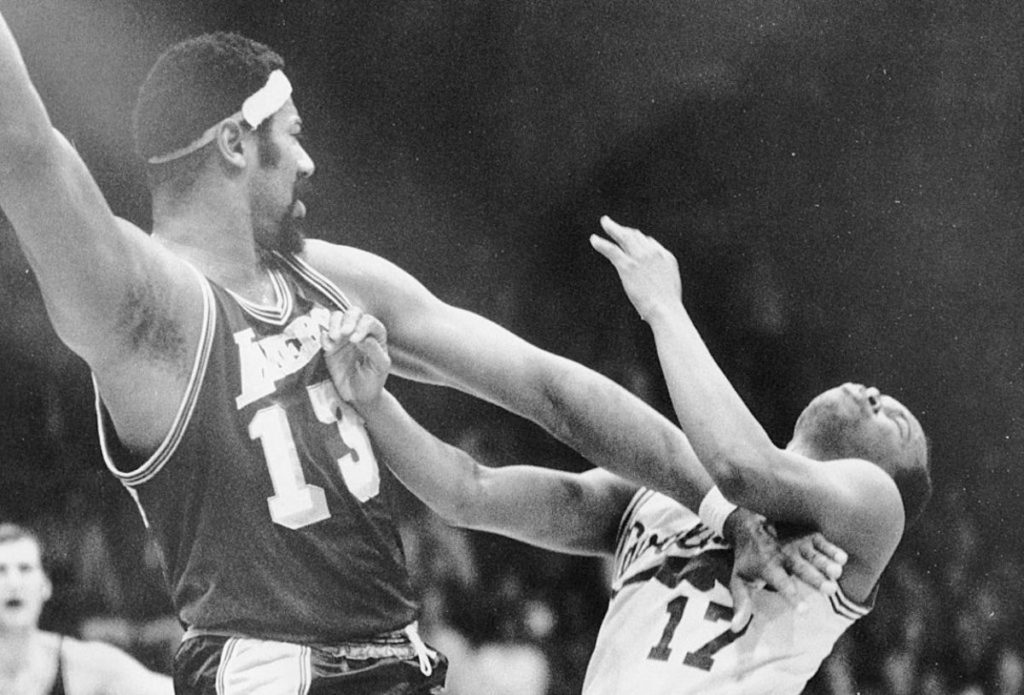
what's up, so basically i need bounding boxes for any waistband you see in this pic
[181,622,435,676]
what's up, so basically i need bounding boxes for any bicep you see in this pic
[730,451,904,555]
[1,132,201,368]
[310,242,559,412]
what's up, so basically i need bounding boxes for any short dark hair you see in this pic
[131,32,284,165]
[893,436,932,528]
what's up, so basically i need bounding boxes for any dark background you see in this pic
[0,1,1021,691]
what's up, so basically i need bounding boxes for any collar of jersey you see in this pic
[225,268,294,325]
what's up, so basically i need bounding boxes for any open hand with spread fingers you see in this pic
[725,510,847,632]
[321,307,391,409]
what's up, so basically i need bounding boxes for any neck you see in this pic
[0,626,41,674]
[785,438,823,460]
[151,181,278,300]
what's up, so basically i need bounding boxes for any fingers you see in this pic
[728,577,753,633]
[786,533,845,589]
[356,333,392,374]
[322,308,387,355]
[783,544,839,596]
[811,533,849,569]
[588,233,625,263]
[597,215,646,255]
[760,559,806,613]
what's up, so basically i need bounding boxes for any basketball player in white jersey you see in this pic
[0,524,173,695]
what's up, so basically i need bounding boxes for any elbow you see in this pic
[704,444,764,504]
[434,455,488,529]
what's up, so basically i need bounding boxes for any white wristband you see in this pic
[698,486,738,539]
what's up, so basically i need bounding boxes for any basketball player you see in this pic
[0,13,843,694]
[320,216,929,694]
[0,524,173,695]
[583,216,932,692]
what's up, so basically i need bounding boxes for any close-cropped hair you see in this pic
[131,31,285,166]
[893,436,933,528]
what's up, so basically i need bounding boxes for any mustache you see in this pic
[293,177,313,201]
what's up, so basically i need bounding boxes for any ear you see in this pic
[213,119,250,170]
[41,574,52,603]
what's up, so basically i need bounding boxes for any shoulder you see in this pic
[815,456,905,596]
[298,239,437,316]
[299,239,414,288]
[62,637,170,695]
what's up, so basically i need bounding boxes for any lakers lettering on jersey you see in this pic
[582,490,872,695]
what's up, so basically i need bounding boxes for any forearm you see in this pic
[0,11,55,156]
[354,389,617,554]
[645,301,779,495]
[356,390,480,524]
[538,356,714,513]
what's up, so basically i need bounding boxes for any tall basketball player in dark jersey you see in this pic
[0,11,843,694]
[0,524,173,695]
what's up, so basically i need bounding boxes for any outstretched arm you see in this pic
[0,10,202,451]
[590,217,903,554]
[321,308,846,614]
[305,240,714,516]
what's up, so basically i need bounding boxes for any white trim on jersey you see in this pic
[274,251,354,312]
[94,263,217,487]
[224,268,294,326]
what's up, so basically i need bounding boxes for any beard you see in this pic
[257,204,306,260]
[256,178,310,262]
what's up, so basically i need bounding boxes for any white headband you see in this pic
[147,69,293,165]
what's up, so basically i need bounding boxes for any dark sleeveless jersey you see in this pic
[49,635,66,695]
[94,252,419,643]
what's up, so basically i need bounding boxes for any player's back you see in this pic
[582,489,871,695]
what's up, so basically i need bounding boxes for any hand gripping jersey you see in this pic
[94,253,418,643]
[582,490,873,695]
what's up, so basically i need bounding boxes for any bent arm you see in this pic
[591,220,903,552]
[305,240,715,513]
[357,390,634,555]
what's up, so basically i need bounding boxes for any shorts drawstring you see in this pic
[404,622,434,677]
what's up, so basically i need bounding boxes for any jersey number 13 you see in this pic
[248,379,380,529]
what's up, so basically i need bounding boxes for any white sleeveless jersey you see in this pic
[582,489,872,695]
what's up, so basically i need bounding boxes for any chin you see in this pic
[257,220,306,260]
[794,399,862,459]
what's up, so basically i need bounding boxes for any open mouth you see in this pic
[3,598,24,609]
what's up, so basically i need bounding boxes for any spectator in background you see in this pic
[0,523,173,695]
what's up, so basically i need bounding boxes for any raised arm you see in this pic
[0,10,202,451]
[590,217,903,557]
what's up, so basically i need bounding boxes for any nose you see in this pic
[865,386,881,412]
[298,146,315,179]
